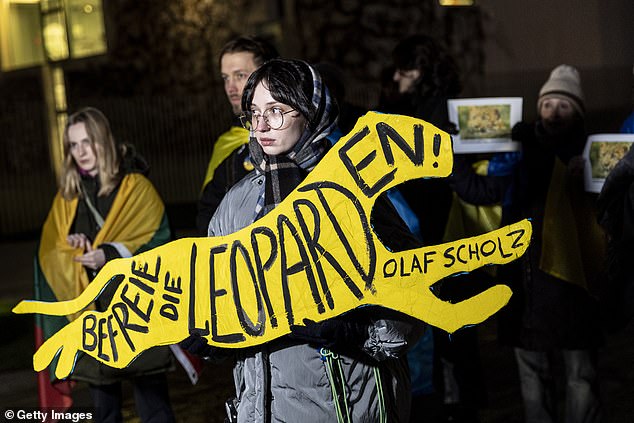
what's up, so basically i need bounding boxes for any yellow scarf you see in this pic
[540,158,606,289]
[443,160,503,276]
[444,160,503,239]
[39,173,166,319]
[201,126,250,190]
[540,159,584,286]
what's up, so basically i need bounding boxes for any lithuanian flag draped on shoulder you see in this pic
[201,126,250,190]
[34,173,171,408]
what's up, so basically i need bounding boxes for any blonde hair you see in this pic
[60,107,125,200]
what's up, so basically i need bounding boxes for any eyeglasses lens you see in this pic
[266,109,283,129]
[242,109,287,130]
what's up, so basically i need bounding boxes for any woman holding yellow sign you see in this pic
[182,59,424,423]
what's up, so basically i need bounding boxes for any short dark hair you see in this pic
[241,59,317,128]
[392,34,462,98]
[219,35,279,67]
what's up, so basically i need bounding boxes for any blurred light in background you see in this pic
[0,0,106,71]
[439,0,475,6]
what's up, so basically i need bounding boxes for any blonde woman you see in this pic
[35,107,175,422]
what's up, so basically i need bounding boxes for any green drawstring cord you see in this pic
[321,348,352,423]
[320,348,387,423]
[373,366,386,423]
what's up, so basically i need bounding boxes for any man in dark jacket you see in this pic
[597,146,634,330]
[450,65,603,423]
[390,34,490,423]
[196,36,279,235]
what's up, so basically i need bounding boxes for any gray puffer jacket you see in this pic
[208,171,424,423]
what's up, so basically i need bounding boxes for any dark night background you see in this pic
[1,1,633,421]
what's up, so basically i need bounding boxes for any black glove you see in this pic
[179,333,218,361]
[289,318,368,352]
[511,121,535,143]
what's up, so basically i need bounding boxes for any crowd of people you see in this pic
[34,33,634,423]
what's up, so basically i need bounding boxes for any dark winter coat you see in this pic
[597,146,634,330]
[449,120,603,350]
[196,119,252,235]
[391,95,455,245]
[208,171,424,423]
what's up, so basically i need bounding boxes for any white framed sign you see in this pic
[583,134,634,193]
[448,97,523,154]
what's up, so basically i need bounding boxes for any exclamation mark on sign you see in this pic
[432,134,442,168]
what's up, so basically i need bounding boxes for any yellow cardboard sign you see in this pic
[14,112,532,379]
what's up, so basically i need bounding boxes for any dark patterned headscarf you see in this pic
[246,60,338,218]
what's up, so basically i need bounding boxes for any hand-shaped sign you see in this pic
[14,112,531,379]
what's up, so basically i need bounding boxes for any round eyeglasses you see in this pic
[240,107,297,131]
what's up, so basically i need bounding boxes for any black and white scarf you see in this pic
[250,62,338,218]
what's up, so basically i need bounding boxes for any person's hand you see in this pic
[179,334,218,360]
[289,318,368,351]
[67,233,90,250]
[511,121,535,143]
[73,240,106,270]
[568,155,585,179]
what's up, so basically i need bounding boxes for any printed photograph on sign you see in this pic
[458,105,510,139]
[448,97,522,154]
[583,134,634,193]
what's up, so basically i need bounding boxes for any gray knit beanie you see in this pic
[537,64,585,116]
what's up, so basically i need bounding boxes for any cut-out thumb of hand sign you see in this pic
[14,112,531,379]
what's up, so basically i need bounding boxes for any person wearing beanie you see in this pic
[448,64,604,422]
[538,64,585,116]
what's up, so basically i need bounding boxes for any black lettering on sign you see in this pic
[423,251,436,273]
[163,270,182,295]
[508,229,526,249]
[107,314,119,362]
[230,240,266,337]
[300,181,375,295]
[209,244,244,344]
[188,243,210,337]
[131,257,161,283]
[440,235,525,271]
[432,133,442,168]
[128,276,155,295]
[497,237,512,258]
[399,257,410,276]
[444,247,456,268]
[383,258,397,278]
[382,252,434,279]
[160,271,181,321]
[121,279,154,323]
[159,303,177,321]
[339,126,395,198]
[294,198,334,311]
[456,245,468,264]
[468,243,480,261]
[97,317,109,361]
[111,302,148,353]
[82,314,119,362]
[411,254,423,274]
[481,240,496,257]
[250,227,278,328]
[83,274,125,358]
[82,314,97,351]
[278,213,324,326]
[376,122,424,167]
